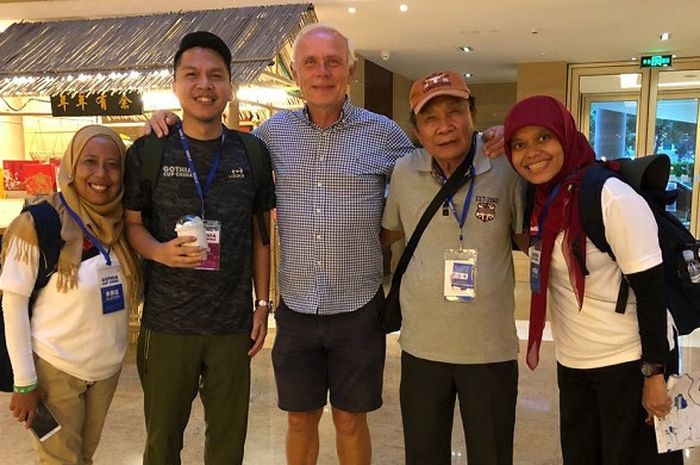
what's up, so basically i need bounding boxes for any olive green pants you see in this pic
[137,329,251,465]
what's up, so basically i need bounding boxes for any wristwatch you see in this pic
[255,299,273,309]
[641,362,665,378]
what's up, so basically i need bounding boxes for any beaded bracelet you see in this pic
[13,383,37,394]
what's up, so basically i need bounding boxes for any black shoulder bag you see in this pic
[380,142,476,333]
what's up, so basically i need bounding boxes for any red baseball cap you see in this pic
[410,71,471,114]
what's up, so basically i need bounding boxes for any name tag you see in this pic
[444,248,478,302]
[196,219,222,271]
[98,264,125,314]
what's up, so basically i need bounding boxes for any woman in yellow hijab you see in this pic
[0,125,140,464]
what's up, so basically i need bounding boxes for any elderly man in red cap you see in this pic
[382,71,528,465]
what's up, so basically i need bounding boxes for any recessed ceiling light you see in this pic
[399,4,409,12]
[464,73,472,79]
[631,56,638,61]
[659,32,671,41]
[460,46,473,53]
[673,54,678,58]
[347,6,356,14]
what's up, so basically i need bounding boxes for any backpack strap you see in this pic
[579,163,618,257]
[579,164,630,314]
[140,132,167,192]
[137,132,168,237]
[23,202,64,311]
[237,131,271,246]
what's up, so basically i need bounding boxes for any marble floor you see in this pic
[2,330,700,465]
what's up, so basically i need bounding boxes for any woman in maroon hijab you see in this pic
[504,96,679,465]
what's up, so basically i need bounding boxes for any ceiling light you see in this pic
[347,7,356,14]
[460,46,473,53]
[631,56,638,61]
[399,4,408,12]
[464,73,472,79]
[659,32,671,41]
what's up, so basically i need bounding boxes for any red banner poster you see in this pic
[3,160,40,191]
[23,164,56,195]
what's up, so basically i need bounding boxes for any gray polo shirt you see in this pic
[382,139,525,364]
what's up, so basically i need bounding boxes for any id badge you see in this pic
[197,219,221,271]
[529,239,542,294]
[444,248,477,302]
[97,264,125,314]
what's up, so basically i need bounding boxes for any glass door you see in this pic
[652,97,697,227]
[650,70,700,232]
[579,73,643,159]
[585,98,639,159]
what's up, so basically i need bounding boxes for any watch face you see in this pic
[642,363,664,377]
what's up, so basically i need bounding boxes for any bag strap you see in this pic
[24,202,64,311]
[579,163,618,257]
[237,131,271,246]
[390,145,476,289]
[140,132,167,192]
[579,163,634,314]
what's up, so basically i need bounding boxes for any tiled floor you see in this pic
[2,332,700,465]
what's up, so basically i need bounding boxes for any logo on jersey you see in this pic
[474,195,498,222]
[228,167,245,179]
[161,165,192,178]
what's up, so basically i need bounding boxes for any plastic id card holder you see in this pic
[443,248,477,302]
[197,219,222,271]
[98,264,125,314]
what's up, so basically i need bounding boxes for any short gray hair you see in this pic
[291,23,357,66]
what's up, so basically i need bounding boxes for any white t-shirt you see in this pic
[548,178,662,369]
[0,238,129,382]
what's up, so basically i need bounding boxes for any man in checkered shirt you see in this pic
[146,24,503,465]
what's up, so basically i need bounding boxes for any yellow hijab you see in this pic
[1,125,141,310]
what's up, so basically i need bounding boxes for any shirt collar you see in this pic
[412,135,491,176]
[299,97,355,129]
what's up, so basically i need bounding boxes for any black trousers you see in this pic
[558,360,683,465]
[400,351,518,465]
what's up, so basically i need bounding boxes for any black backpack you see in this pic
[0,202,64,392]
[578,154,700,335]
[138,128,271,245]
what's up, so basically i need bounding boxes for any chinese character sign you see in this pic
[51,90,143,116]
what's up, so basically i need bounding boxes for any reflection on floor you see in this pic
[2,333,700,465]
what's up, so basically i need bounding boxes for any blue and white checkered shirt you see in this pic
[255,99,413,315]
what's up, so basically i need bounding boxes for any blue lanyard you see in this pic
[177,124,225,218]
[436,164,477,244]
[535,184,562,240]
[58,193,111,266]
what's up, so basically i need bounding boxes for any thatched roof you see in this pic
[0,4,315,96]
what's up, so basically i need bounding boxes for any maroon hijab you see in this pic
[504,96,597,369]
